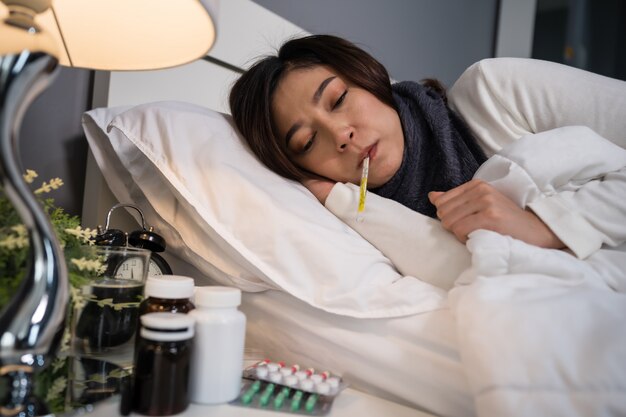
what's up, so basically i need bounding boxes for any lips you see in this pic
[358,142,378,167]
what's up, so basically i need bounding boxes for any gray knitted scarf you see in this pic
[372,81,487,218]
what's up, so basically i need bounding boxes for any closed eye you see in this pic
[333,90,347,110]
[300,132,317,154]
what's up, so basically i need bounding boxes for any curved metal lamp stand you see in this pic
[0,51,68,415]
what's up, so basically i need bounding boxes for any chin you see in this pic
[371,168,394,188]
[368,177,385,188]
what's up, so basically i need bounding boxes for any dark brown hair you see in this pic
[229,34,395,181]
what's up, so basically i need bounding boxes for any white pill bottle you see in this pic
[189,286,246,404]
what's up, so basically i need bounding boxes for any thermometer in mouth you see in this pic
[357,155,370,220]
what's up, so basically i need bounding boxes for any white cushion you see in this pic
[82,101,447,318]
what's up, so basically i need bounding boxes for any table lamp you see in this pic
[0,0,217,413]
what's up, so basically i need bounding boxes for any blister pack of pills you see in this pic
[230,360,347,415]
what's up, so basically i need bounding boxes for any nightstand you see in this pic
[85,388,435,417]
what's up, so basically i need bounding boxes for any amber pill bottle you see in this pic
[133,312,195,416]
[139,275,195,316]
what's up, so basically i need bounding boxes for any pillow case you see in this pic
[83,101,448,318]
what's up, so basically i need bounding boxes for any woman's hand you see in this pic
[301,177,336,205]
[428,179,565,249]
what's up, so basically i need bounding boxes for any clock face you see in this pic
[114,252,172,279]
[115,259,167,279]
[114,257,148,280]
[147,253,173,276]
[148,259,163,277]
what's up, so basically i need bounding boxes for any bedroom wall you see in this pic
[18,67,92,217]
[251,0,499,87]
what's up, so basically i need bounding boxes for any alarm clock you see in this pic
[126,227,172,277]
[95,203,173,277]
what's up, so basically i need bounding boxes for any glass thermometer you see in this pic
[357,155,369,221]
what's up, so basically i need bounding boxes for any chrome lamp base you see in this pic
[0,50,69,415]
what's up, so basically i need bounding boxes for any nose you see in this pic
[316,113,354,151]
[328,124,354,152]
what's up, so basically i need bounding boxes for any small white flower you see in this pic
[70,286,87,311]
[70,257,106,274]
[65,226,97,245]
[57,326,72,355]
[34,178,64,194]
[45,377,67,403]
[23,169,38,184]
[11,224,27,237]
[51,356,67,373]
[0,234,28,250]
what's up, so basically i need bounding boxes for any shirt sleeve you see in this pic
[474,126,626,259]
[527,167,626,259]
[324,183,470,290]
[448,57,626,155]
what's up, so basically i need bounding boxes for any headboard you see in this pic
[81,0,307,236]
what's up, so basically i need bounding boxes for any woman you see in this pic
[229,34,626,253]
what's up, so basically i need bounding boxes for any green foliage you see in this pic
[0,193,28,306]
[0,194,90,304]
[0,172,97,414]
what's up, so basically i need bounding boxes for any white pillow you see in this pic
[82,101,447,318]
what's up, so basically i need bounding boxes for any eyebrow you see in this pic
[285,76,337,146]
[313,76,336,104]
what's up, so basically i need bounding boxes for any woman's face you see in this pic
[271,66,404,187]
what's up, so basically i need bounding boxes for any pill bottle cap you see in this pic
[145,275,195,300]
[140,312,195,341]
[195,286,241,308]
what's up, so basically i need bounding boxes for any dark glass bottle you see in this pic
[138,275,195,316]
[133,313,195,416]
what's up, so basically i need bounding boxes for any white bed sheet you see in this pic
[240,290,473,417]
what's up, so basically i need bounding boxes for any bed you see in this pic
[82,99,472,417]
[81,2,626,417]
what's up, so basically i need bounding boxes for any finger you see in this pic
[428,191,444,204]
[449,212,491,243]
[431,189,470,219]
[438,197,484,231]
[431,179,484,208]
[437,180,496,218]
[435,183,487,222]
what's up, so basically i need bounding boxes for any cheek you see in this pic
[298,154,355,183]
[323,161,360,184]
[352,92,386,120]
[373,105,397,130]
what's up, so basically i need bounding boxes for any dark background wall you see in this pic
[252,0,498,87]
[19,67,91,217]
[532,0,626,80]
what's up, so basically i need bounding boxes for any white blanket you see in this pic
[448,126,626,417]
[326,125,626,416]
[450,230,626,416]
